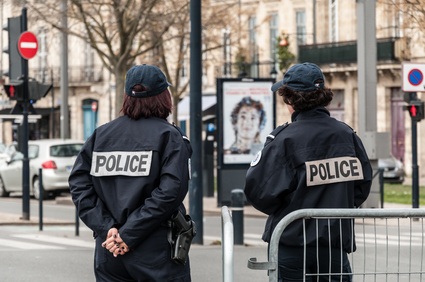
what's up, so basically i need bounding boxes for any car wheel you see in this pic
[33,177,47,200]
[0,177,9,197]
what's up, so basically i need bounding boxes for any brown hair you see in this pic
[120,85,172,120]
[278,83,333,111]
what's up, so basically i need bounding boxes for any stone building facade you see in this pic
[0,0,423,180]
[212,0,424,178]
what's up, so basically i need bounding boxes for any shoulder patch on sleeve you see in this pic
[250,150,262,166]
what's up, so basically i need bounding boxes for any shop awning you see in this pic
[177,95,216,121]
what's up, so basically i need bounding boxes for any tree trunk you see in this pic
[172,94,180,126]
[114,68,126,118]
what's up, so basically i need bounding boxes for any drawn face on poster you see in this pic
[222,81,274,164]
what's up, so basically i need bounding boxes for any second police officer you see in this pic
[69,64,194,281]
[244,63,372,281]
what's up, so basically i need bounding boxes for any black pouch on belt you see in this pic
[168,210,197,265]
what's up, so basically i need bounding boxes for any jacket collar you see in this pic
[291,107,330,122]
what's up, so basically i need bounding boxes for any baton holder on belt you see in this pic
[170,211,197,265]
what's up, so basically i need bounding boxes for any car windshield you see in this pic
[50,144,83,157]
[28,145,39,159]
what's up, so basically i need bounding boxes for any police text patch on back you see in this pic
[305,156,363,186]
[90,151,152,177]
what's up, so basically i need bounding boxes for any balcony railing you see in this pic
[29,66,104,85]
[298,37,400,65]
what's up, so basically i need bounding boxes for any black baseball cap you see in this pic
[271,62,325,92]
[125,64,172,98]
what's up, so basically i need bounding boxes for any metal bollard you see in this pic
[379,168,384,208]
[75,206,80,236]
[231,189,244,245]
[39,168,43,231]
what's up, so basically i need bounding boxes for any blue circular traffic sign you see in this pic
[207,123,215,132]
[408,69,423,86]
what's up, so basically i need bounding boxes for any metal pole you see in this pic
[50,69,55,138]
[379,168,384,209]
[189,0,203,244]
[411,116,419,208]
[60,0,69,139]
[231,189,244,245]
[357,0,377,136]
[21,7,30,221]
[75,206,80,236]
[39,168,43,231]
[221,206,234,282]
[313,0,316,44]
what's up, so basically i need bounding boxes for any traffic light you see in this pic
[407,100,424,121]
[28,80,52,102]
[3,80,24,101]
[3,16,23,80]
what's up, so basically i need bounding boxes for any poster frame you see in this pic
[217,77,276,169]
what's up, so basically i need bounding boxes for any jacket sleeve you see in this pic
[353,134,373,207]
[244,138,295,215]
[68,132,116,239]
[118,134,192,249]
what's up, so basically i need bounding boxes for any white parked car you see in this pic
[0,139,84,199]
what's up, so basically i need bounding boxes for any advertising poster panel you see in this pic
[220,80,275,165]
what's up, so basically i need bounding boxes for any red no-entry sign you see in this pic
[91,101,98,112]
[18,31,38,60]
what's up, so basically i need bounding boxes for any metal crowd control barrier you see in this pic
[248,208,425,281]
[222,206,234,282]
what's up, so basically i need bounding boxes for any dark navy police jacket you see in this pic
[69,116,192,250]
[244,107,372,253]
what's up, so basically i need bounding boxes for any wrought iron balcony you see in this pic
[298,37,400,65]
[29,66,104,85]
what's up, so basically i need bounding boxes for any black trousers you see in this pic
[94,226,191,282]
[277,244,352,282]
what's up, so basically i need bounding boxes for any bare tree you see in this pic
[27,0,236,122]
[383,0,425,59]
[27,0,179,117]
[152,0,236,124]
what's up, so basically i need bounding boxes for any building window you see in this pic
[84,40,94,81]
[328,89,344,122]
[393,10,403,38]
[269,13,278,61]
[37,27,48,83]
[329,0,338,42]
[249,15,258,77]
[296,10,306,45]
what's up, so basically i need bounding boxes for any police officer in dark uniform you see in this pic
[244,63,372,281]
[69,64,193,281]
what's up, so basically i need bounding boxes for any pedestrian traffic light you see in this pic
[2,16,23,80]
[3,80,24,101]
[407,100,424,121]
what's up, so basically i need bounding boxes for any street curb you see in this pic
[0,212,75,226]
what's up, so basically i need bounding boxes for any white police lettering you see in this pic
[90,151,152,177]
[305,156,363,186]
